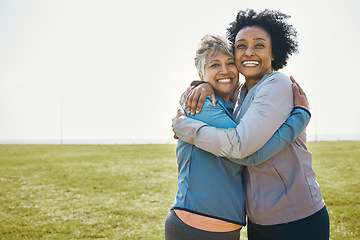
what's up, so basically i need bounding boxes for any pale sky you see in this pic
[1,0,359,144]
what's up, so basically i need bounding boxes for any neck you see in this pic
[245,70,273,90]
[215,91,230,103]
[245,79,260,91]
[222,97,230,102]
[218,95,230,103]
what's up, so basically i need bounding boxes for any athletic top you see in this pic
[172,91,312,225]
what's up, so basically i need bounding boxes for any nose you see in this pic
[245,47,254,57]
[220,63,230,74]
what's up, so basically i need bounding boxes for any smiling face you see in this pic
[234,26,274,85]
[200,50,239,102]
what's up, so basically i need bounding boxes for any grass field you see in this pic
[0,141,359,239]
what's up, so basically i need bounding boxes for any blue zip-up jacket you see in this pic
[172,95,310,225]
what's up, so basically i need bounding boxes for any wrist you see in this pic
[191,80,211,87]
[294,105,309,111]
[294,106,311,117]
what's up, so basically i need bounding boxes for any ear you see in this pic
[198,72,204,81]
[270,49,274,61]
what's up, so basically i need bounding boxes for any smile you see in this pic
[217,79,231,83]
[242,61,259,66]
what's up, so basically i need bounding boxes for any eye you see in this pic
[255,43,265,48]
[228,61,236,66]
[236,44,246,49]
[210,63,220,68]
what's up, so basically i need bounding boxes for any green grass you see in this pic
[308,141,360,239]
[0,144,177,239]
[0,142,359,239]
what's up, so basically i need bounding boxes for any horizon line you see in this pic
[1,134,360,145]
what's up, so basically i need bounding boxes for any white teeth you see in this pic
[218,79,231,83]
[243,61,259,66]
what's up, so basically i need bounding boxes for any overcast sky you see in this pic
[0,0,359,144]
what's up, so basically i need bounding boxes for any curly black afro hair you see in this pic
[227,9,298,70]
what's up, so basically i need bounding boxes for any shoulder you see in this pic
[257,72,292,94]
[199,96,221,111]
[264,72,291,87]
[184,96,237,128]
[251,72,293,109]
[270,71,288,80]
[184,97,221,118]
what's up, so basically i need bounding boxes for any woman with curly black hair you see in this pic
[227,9,298,71]
[173,9,330,239]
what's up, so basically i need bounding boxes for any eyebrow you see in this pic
[209,58,234,64]
[209,59,219,64]
[236,37,266,42]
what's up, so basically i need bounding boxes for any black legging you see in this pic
[164,210,241,240]
[247,206,330,240]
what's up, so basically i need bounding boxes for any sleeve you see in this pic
[184,98,237,129]
[229,83,242,104]
[174,73,294,159]
[225,107,310,166]
[179,86,192,106]
[179,81,212,106]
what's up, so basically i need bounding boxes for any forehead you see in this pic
[235,26,271,41]
[205,50,233,63]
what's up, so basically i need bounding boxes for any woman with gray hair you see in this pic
[165,34,311,240]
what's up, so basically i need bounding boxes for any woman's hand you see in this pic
[185,82,216,115]
[291,76,309,110]
[172,107,186,139]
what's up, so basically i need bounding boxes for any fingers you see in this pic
[185,89,200,114]
[172,122,178,139]
[184,83,214,115]
[292,81,309,110]
[209,92,217,107]
[290,76,305,96]
[186,89,207,115]
[296,83,305,96]
[290,76,297,84]
[172,107,186,139]
[292,82,300,97]
[172,116,178,139]
[188,90,201,115]
[196,93,210,114]
[290,76,300,93]
[292,82,303,104]
[185,90,194,111]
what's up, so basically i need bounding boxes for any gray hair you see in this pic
[194,34,234,75]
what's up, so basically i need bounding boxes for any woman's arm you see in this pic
[226,107,310,166]
[174,75,307,159]
[184,96,237,128]
[184,82,216,115]
[219,74,293,158]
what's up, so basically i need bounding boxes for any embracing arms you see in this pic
[226,106,309,165]
[172,76,310,164]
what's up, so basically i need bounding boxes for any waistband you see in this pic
[174,209,242,232]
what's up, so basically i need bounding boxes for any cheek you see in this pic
[235,51,242,61]
[267,56,273,66]
[265,50,273,62]
[235,59,242,69]
[204,71,216,82]
[261,53,273,66]
[231,67,239,75]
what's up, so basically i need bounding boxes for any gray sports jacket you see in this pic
[175,72,325,225]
